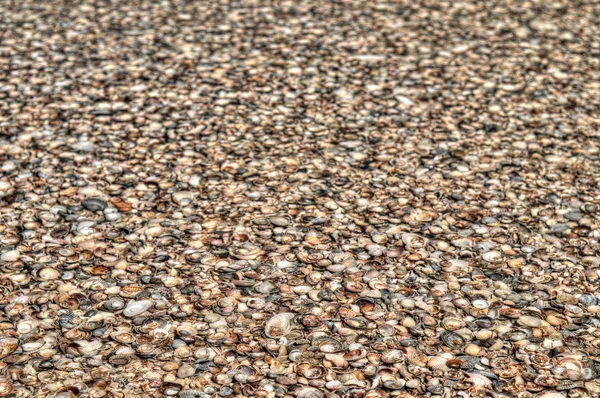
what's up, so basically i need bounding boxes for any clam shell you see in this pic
[0,338,19,359]
[482,250,503,262]
[472,298,489,309]
[38,267,60,280]
[427,356,449,370]
[108,354,132,366]
[518,315,545,328]
[82,198,108,212]
[466,372,492,387]
[311,336,343,353]
[440,331,465,350]
[265,313,295,338]
[179,391,205,398]
[0,250,19,262]
[401,233,428,248]
[0,381,13,396]
[381,349,405,364]
[123,300,152,317]
[104,297,126,312]
[296,387,323,398]
[17,320,38,334]
[441,316,465,330]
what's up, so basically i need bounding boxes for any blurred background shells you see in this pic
[0,0,599,396]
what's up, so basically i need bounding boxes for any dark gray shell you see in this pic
[82,198,108,212]
[440,331,465,350]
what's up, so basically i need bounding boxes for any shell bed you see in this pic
[0,0,599,397]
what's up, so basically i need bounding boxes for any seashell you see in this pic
[556,379,584,390]
[344,348,367,361]
[21,338,44,352]
[311,336,344,353]
[255,280,278,294]
[176,325,197,339]
[471,297,489,309]
[482,250,503,263]
[194,347,218,361]
[17,320,38,334]
[428,356,448,370]
[0,250,19,262]
[343,317,368,329]
[229,245,262,260]
[110,330,135,344]
[535,374,558,387]
[171,191,194,205]
[81,197,107,212]
[103,297,126,312]
[63,328,90,340]
[158,383,182,396]
[578,294,598,306]
[264,313,295,338]
[179,391,205,398]
[0,380,13,396]
[269,215,291,226]
[441,316,465,330]
[2,5,599,394]
[401,233,428,249]
[296,387,323,398]
[123,300,152,317]
[0,338,19,359]
[136,343,159,359]
[108,354,132,366]
[298,363,326,378]
[364,390,387,398]
[381,350,405,364]
[518,315,545,328]
[464,373,492,388]
[380,374,405,390]
[119,284,144,298]
[585,380,600,394]
[37,267,60,280]
[440,331,465,350]
[446,359,464,369]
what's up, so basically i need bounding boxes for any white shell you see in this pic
[482,250,503,262]
[401,233,428,248]
[518,315,544,328]
[265,313,295,338]
[22,340,44,352]
[466,373,492,387]
[17,320,38,334]
[123,300,152,317]
[38,267,60,280]
[472,298,489,309]
[535,393,566,398]
[0,250,19,262]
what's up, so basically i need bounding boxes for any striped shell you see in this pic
[0,338,19,359]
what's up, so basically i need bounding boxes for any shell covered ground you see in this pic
[1,0,600,397]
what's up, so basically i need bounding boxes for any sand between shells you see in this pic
[1,0,600,397]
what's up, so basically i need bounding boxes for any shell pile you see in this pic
[1,0,600,397]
